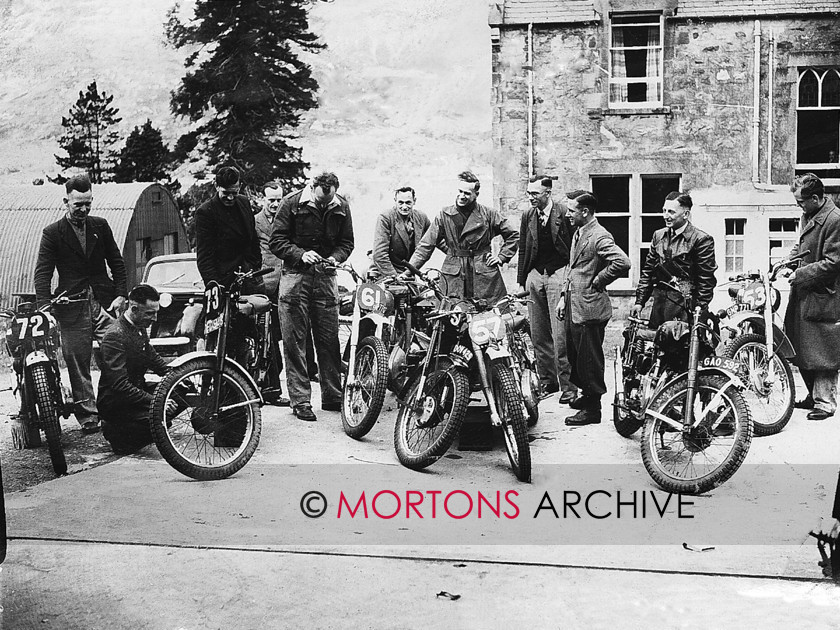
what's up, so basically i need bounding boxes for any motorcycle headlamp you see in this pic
[159,292,174,308]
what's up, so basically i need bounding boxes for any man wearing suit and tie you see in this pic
[559,190,631,426]
[34,174,128,434]
[630,191,717,329]
[372,186,430,278]
[517,175,577,404]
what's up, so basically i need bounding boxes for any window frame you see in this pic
[795,67,840,180]
[608,12,665,109]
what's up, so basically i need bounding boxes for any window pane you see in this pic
[642,216,666,241]
[595,216,630,278]
[824,70,840,107]
[797,110,840,163]
[799,70,819,107]
[591,176,630,213]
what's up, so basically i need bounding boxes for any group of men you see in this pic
[30,167,840,455]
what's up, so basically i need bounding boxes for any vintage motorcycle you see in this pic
[718,250,808,436]
[394,262,532,482]
[502,294,540,427]
[613,284,753,494]
[341,264,437,439]
[150,268,273,480]
[0,291,87,476]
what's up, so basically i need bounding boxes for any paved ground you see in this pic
[2,362,839,628]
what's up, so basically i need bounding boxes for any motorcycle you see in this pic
[1,291,87,475]
[613,283,753,494]
[395,262,532,482]
[341,265,436,439]
[718,250,808,436]
[150,267,273,480]
[502,294,540,427]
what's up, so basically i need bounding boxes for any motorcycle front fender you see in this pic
[485,345,511,361]
[359,312,389,338]
[722,313,795,358]
[655,367,747,400]
[166,351,264,404]
[23,350,51,367]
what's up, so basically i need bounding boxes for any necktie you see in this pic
[571,230,580,259]
[541,211,549,227]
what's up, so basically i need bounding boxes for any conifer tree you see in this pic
[166,0,322,191]
[54,81,122,183]
[114,120,172,183]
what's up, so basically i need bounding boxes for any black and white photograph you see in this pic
[1,0,840,627]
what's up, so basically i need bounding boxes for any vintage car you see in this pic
[141,253,204,356]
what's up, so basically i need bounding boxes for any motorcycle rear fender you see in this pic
[24,350,51,367]
[722,313,794,358]
[166,351,264,404]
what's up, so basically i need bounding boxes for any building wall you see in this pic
[491,12,839,290]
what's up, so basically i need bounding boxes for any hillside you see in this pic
[0,0,494,264]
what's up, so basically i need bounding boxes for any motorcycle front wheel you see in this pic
[342,336,389,439]
[493,363,531,482]
[641,374,752,495]
[723,333,794,436]
[150,357,262,481]
[394,364,469,470]
[30,364,67,476]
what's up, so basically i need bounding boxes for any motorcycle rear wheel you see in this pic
[394,363,469,470]
[30,364,67,476]
[493,363,531,482]
[150,357,262,481]
[641,374,752,495]
[342,336,389,439]
[723,333,794,436]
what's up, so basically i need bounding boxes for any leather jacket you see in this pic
[635,222,717,312]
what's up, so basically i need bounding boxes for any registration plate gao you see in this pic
[204,315,223,334]
[701,356,739,372]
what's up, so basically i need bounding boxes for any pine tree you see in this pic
[167,0,322,191]
[54,81,122,183]
[114,120,172,183]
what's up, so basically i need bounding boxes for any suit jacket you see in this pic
[269,187,355,271]
[516,200,573,286]
[784,196,840,370]
[97,315,169,414]
[34,215,127,319]
[372,207,431,277]
[254,209,283,296]
[195,194,263,287]
[409,202,519,302]
[566,219,631,325]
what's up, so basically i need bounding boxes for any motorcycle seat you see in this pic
[635,327,657,342]
[237,294,272,316]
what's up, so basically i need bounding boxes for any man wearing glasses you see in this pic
[516,175,576,404]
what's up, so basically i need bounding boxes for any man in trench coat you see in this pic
[784,173,840,421]
[408,171,518,303]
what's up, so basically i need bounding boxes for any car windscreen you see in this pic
[145,261,204,290]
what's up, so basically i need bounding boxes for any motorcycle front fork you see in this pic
[473,344,503,428]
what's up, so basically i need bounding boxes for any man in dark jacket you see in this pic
[194,166,264,293]
[631,192,717,328]
[517,175,576,403]
[784,173,840,421]
[97,284,171,454]
[409,171,518,302]
[269,172,355,422]
[34,174,127,433]
[372,186,430,278]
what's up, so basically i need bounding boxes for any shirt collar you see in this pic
[672,223,688,237]
[542,198,553,219]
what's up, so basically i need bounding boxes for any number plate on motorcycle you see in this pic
[468,312,507,344]
[356,283,394,315]
[725,304,750,317]
[204,282,224,321]
[10,312,51,344]
[701,356,739,372]
[204,315,223,334]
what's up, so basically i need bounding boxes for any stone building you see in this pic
[488,0,840,304]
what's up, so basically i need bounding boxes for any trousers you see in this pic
[800,368,838,414]
[526,267,575,394]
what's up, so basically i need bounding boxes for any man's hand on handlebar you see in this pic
[301,250,322,265]
[630,303,643,318]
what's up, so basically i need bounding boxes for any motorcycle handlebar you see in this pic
[399,259,424,278]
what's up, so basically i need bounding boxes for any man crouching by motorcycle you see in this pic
[97,284,176,455]
[630,192,717,326]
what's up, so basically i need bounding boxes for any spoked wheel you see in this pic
[30,364,67,476]
[723,334,794,436]
[394,364,469,470]
[150,357,262,480]
[493,363,531,482]
[613,392,644,438]
[641,374,752,495]
[342,336,389,439]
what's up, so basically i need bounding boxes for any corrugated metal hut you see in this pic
[0,182,189,306]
